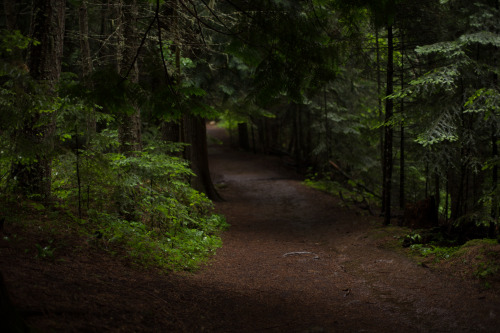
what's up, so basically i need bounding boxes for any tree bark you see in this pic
[118,0,141,154]
[491,130,498,236]
[161,121,182,143]
[79,0,97,136]
[399,32,405,211]
[382,24,394,225]
[238,122,250,151]
[375,26,384,212]
[79,1,93,83]
[12,0,66,201]
[183,115,221,201]
[3,0,17,30]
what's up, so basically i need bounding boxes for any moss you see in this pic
[462,238,498,247]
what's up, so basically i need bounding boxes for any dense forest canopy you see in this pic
[0,0,499,267]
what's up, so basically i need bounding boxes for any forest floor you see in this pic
[1,125,500,332]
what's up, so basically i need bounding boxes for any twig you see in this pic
[282,251,319,259]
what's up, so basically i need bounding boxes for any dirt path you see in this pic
[194,126,500,332]
[1,126,499,332]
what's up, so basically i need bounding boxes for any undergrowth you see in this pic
[1,130,229,271]
[401,230,500,288]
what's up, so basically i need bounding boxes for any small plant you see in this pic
[35,240,55,260]
[409,243,460,262]
[474,261,499,279]
[403,232,422,246]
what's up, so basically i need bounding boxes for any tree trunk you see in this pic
[382,24,394,225]
[161,121,182,143]
[399,32,405,211]
[12,0,66,201]
[79,1,93,83]
[238,122,250,151]
[79,0,96,136]
[183,115,221,201]
[399,124,405,210]
[491,40,498,235]
[3,0,17,30]
[324,86,330,163]
[375,26,385,212]
[434,172,440,216]
[118,0,141,154]
[491,130,498,236]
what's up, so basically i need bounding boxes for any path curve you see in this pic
[179,125,500,332]
[1,126,499,332]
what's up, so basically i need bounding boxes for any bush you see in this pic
[51,132,229,271]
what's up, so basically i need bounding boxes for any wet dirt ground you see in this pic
[1,125,499,332]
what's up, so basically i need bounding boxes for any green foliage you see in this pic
[51,133,228,271]
[0,29,37,55]
[35,240,56,260]
[227,0,340,105]
[409,243,459,262]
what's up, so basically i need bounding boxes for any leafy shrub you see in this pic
[51,131,228,271]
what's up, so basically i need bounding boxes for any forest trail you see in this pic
[194,125,500,332]
[1,125,500,332]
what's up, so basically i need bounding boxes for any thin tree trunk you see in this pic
[251,121,256,153]
[383,24,394,225]
[79,1,93,83]
[399,34,405,211]
[375,26,384,212]
[297,103,303,172]
[492,130,498,236]
[399,125,405,210]
[445,169,449,224]
[491,29,498,235]
[238,123,250,151]
[324,86,330,163]
[98,0,113,64]
[79,0,96,136]
[3,0,17,30]
[434,173,440,217]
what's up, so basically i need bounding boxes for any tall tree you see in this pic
[11,0,66,200]
[118,0,142,154]
[392,0,500,232]
[382,23,394,224]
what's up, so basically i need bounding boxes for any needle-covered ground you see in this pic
[1,125,499,332]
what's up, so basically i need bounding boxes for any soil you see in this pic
[1,125,500,332]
